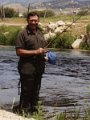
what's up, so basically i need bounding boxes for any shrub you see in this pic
[42,10,55,17]
[24,10,55,18]
[0,33,6,45]
[77,10,88,16]
[4,7,18,18]
[0,26,21,45]
[86,24,90,35]
[48,32,76,49]
[5,28,20,45]
[80,43,90,50]
[80,24,90,50]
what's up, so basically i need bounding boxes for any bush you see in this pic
[42,10,55,17]
[86,24,90,35]
[5,28,20,45]
[80,43,90,50]
[0,26,21,45]
[77,10,88,16]
[4,7,18,18]
[0,7,19,18]
[80,24,90,50]
[24,10,55,18]
[48,32,76,49]
[0,33,6,45]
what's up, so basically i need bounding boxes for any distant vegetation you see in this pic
[0,7,55,19]
[0,25,76,48]
[0,12,90,50]
[80,24,90,50]
[0,7,18,18]
[77,9,89,16]
[33,10,55,17]
[4,7,18,17]
[0,24,89,50]
[47,32,76,49]
[0,26,20,45]
[23,10,55,18]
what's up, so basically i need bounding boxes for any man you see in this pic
[14,12,47,114]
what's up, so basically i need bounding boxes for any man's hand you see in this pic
[35,48,45,55]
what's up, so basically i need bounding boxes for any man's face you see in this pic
[27,15,39,30]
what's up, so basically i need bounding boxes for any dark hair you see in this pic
[27,12,39,20]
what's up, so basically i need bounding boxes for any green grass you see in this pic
[13,103,90,120]
[0,25,21,45]
[0,17,26,24]
[0,14,90,25]
[0,14,90,49]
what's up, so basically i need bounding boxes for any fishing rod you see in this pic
[45,9,89,48]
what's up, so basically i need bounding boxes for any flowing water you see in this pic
[0,46,90,118]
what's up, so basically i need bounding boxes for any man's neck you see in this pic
[27,25,37,34]
[32,29,36,34]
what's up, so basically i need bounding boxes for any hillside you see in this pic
[0,0,90,8]
[4,3,27,13]
[43,0,90,9]
[0,0,49,6]
[0,0,90,14]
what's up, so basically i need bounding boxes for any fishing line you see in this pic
[44,9,89,48]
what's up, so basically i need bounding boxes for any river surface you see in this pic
[0,46,90,119]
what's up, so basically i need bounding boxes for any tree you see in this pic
[4,7,18,18]
[0,6,5,20]
[77,9,88,16]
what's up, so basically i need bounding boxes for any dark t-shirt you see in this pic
[16,26,47,75]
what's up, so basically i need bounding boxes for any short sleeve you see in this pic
[38,30,48,48]
[15,31,25,49]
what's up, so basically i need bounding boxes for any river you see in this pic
[0,46,90,119]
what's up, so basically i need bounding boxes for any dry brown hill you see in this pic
[4,3,27,13]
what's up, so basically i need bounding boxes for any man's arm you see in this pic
[16,48,45,56]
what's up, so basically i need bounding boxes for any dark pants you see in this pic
[19,73,42,109]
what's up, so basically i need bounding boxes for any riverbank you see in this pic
[0,109,35,120]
